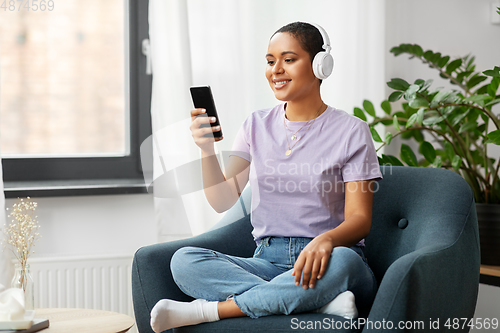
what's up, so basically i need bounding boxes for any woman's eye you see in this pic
[285,58,295,63]
[267,60,275,65]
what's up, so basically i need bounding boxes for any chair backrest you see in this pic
[364,166,476,282]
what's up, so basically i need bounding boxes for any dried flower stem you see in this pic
[1,197,41,282]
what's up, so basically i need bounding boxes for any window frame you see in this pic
[2,0,152,198]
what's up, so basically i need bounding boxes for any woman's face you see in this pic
[265,32,319,103]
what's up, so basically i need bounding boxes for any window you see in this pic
[0,0,152,197]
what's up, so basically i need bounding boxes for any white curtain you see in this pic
[0,151,8,288]
[0,45,11,287]
[148,0,386,241]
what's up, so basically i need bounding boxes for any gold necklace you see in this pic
[283,104,325,156]
[284,117,313,141]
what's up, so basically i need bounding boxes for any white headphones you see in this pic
[308,22,334,80]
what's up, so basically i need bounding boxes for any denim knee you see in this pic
[330,246,360,262]
[325,246,370,284]
[170,246,207,282]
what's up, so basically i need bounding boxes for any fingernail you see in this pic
[214,126,221,130]
[309,284,314,289]
[295,282,299,286]
[210,117,216,122]
[202,109,206,113]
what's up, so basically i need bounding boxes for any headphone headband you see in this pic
[308,22,331,54]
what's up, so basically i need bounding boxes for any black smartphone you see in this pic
[190,85,222,138]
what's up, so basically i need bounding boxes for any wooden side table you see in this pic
[480,265,500,287]
[35,308,135,333]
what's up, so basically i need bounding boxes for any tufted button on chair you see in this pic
[132,166,480,333]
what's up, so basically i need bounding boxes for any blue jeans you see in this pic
[170,236,377,318]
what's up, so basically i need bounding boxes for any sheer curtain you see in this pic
[148,0,386,241]
[0,150,8,288]
[0,47,11,287]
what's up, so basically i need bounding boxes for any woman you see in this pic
[150,22,382,332]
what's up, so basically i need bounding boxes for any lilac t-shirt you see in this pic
[230,103,382,243]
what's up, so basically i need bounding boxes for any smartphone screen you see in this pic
[190,86,222,138]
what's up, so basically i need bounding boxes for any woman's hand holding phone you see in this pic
[189,108,223,154]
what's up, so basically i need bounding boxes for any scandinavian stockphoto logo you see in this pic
[261,158,382,197]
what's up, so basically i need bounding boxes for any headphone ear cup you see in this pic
[312,52,334,80]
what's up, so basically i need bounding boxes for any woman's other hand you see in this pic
[189,108,223,153]
[292,233,334,290]
[292,180,374,290]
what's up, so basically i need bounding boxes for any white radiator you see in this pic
[27,254,137,332]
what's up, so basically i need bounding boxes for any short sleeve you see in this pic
[229,122,252,162]
[342,121,382,182]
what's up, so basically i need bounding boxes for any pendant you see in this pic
[291,135,296,141]
[285,149,292,156]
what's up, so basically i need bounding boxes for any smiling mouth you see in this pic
[274,80,291,88]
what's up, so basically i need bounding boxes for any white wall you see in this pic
[5,193,156,259]
[385,1,500,331]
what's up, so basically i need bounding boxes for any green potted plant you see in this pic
[353,8,500,266]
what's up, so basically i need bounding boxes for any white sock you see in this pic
[150,299,219,332]
[316,290,358,319]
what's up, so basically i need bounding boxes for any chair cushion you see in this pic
[174,313,362,333]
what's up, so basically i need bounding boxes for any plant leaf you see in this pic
[437,56,450,68]
[452,155,462,171]
[385,132,393,145]
[483,66,500,77]
[416,109,425,125]
[423,50,434,62]
[450,109,470,127]
[432,155,443,168]
[446,59,462,74]
[419,79,434,92]
[467,74,488,89]
[458,121,477,134]
[431,90,451,106]
[353,107,367,121]
[388,91,404,102]
[486,129,500,145]
[431,52,442,64]
[422,116,445,126]
[487,77,500,97]
[393,115,400,131]
[400,144,418,166]
[406,113,418,128]
[463,94,491,103]
[419,141,436,163]
[370,127,383,142]
[381,154,404,166]
[363,100,376,117]
[485,98,500,107]
[444,141,455,161]
[387,78,410,91]
[409,96,430,109]
[381,100,391,115]
[404,84,420,100]
[412,44,424,57]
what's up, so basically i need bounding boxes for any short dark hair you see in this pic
[272,22,324,64]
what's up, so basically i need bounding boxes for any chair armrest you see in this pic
[132,215,255,333]
[364,207,480,332]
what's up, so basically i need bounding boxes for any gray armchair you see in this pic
[132,166,480,332]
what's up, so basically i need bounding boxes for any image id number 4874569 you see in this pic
[1,0,54,11]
